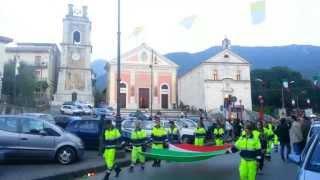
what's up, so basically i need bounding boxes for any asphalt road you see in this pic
[77,151,298,180]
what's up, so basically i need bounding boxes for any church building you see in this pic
[178,38,252,111]
[106,43,178,110]
[54,4,94,105]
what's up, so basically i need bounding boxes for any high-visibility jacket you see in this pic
[194,127,206,139]
[151,126,167,145]
[167,127,179,143]
[131,129,147,147]
[213,128,225,138]
[235,134,261,161]
[104,128,121,149]
[252,130,260,140]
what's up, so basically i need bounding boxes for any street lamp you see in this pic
[115,0,122,130]
[149,50,157,117]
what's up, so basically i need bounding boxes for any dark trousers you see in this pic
[280,142,291,161]
[258,152,265,170]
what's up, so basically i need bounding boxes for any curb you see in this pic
[34,159,131,180]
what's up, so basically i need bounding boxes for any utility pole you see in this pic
[115,0,122,130]
[281,87,285,108]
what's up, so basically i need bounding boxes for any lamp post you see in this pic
[115,0,122,130]
[149,50,154,117]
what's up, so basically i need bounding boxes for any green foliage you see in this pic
[2,61,38,106]
[251,66,320,113]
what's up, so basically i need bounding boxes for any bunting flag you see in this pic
[251,0,266,24]
[130,26,144,38]
[180,15,197,30]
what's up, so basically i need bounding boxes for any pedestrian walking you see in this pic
[167,120,180,144]
[151,117,167,167]
[289,116,303,155]
[225,119,233,140]
[129,121,148,172]
[194,119,206,146]
[102,120,122,180]
[254,121,267,172]
[232,123,261,180]
[213,123,225,145]
[233,118,242,140]
[276,118,291,161]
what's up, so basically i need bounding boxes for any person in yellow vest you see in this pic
[213,123,225,145]
[194,119,206,146]
[264,122,275,161]
[231,122,261,180]
[151,116,167,167]
[103,120,122,180]
[129,121,147,172]
[167,120,180,144]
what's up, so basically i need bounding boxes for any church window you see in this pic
[224,54,229,58]
[236,71,241,80]
[213,70,218,80]
[73,31,81,44]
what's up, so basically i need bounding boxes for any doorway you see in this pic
[139,88,149,109]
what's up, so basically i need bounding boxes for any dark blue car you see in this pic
[65,119,101,149]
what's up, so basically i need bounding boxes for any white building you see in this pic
[5,43,60,98]
[178,38,252,111]
[0,36,13,97]
[54,4,94,105]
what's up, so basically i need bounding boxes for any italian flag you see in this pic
[142,144,231,162]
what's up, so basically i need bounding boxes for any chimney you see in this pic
[68,4,74,16]
[82,6,88,17]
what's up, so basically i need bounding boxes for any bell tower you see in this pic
[54,4,93,104]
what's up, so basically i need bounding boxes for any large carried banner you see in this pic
[142,144,232,162]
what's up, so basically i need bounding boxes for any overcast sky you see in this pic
[1,0,320,60]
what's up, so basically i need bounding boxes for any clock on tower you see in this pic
[54,4,94,105]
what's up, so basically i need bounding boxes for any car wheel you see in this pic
[56,146,76,165]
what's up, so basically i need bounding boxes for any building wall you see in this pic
[204,80,252,111]
[0,43,7,96]
[5,51,58,97]
[178,66,205,110]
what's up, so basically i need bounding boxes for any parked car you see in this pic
[127,111,149,121]
[289,134,320,180]
[93,108,114,117]
[60,105,83,115]
[307,122,320,142]
[65,117,115,149]
[22,113,55,124]
[54,115,82,129]
[77,105,92,115]
[121,118,197,143]
[0,115,84,164]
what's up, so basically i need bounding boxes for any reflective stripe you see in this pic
[240,150,260,160]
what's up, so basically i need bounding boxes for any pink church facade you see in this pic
[106,44,178,110]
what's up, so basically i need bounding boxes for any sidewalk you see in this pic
[0,151,130,180]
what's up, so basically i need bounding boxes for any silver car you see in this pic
[0,115,84,164]
[289,134,320,180]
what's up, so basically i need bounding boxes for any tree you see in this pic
[251,66,320,113]
[2,61,38,106]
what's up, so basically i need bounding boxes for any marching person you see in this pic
[254,121,267,173]
[102,120,122,180]
[213,123,225,145]
[151,116,167,167]
[129,121,148,172]
[167,120,180,144]
[275,118,291,162]
[263,122,275,161]
[194,118,206,146]
[232,123,261,180]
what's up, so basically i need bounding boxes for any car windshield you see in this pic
[40,115,54,122]
[123,121,154,130]
[306,140,320,173]
[310,126,320,137]
[182,119,197,128]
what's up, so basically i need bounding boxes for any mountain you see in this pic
[91,45,320,91]
[166,45,320,79]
